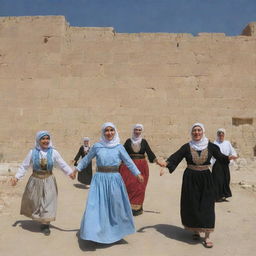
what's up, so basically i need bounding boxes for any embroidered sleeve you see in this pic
[73,146,83,166]
[144,140,157,163]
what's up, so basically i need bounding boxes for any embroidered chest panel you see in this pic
[40,158,47,170]
[131,143,141,153]
[190,147,208,165]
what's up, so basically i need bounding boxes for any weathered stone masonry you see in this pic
[0,16,255,161]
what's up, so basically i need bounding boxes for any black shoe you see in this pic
[40,224,51,236]
[216,197,228,202]
[132,209,143,216]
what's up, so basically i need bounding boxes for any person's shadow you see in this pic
[76,231,128,251]
[12,220,79,233]
[73,184,87,189]
[137,224,200,245]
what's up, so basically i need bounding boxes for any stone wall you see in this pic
[0,16,255,162]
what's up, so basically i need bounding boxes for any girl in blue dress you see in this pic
[74,122,144,244]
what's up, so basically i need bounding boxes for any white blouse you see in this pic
[15,149,73,179]
[211,140,237,165]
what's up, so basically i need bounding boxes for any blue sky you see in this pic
[0,0,256,35]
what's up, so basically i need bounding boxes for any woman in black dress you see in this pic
[73,137,92,188]
[161,123,236,248]
[211,128,238,202]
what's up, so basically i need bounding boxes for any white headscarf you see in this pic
[216,128,226,143]
[99,122,120,147]
[189,123,209,151]
[83,137,90,151]
[35,130,53,150]
[131,124,144,145]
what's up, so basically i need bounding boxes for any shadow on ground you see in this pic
[137,224,201,245]
[73,183,88,189]
[12,220,79,233]
[76,231,128,251]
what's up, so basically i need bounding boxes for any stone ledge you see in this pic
[197,32,226,37]
[69,26,115,32]
[0,15,66,23]
[0,15,256,39]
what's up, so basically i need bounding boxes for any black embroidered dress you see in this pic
[74,146,92,185]
[166,142,229,232]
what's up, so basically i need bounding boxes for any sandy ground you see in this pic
[0,160,256,256]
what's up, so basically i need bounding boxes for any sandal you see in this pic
[203,240,213,248]
[40,224,51,236]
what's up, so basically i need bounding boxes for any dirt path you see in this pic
[0,163,256,256]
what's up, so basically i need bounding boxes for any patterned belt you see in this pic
[97,166,119,173]
[187,165,210,171]
[129,154,145,159]
[32,170,53,179]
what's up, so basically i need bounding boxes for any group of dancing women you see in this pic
[11,122,237,248]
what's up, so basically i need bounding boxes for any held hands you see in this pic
[137,174,144,183]
[156,159,168,168]
[229,155,238,161]
[10,177,18,186]
[157,160,168,176]
[69,169,77,180]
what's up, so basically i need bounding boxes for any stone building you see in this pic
[0,16,255,161]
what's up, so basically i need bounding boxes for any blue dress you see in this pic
[77,143,141,244]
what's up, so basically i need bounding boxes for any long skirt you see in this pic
[181,168,215,233]
[212,161,232,200]
[78,162,92,185]
[20,175,58,223]
[80,172,136,244]
[119,159,149,211]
